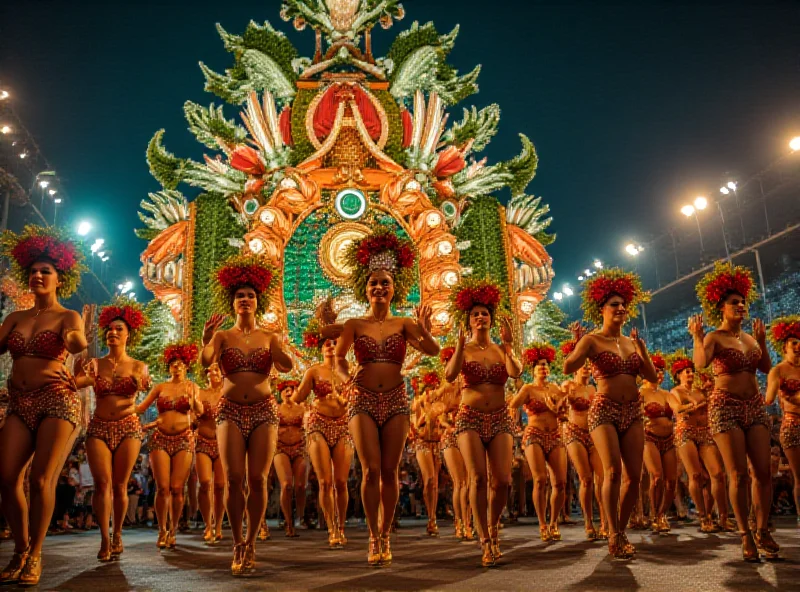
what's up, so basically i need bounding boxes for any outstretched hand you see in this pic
[415,304,433,333]
[688,314,705,340]
[500,317,514,345]
[202,313,227,346]
[752,318,766,343]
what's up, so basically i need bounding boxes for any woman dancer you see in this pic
[640,353,677,534]
[201,253,293,575]
[667,350,728,533]
[559,333,606,540]
[76,300,150,561]
[511,343,567,542]
[137,342,202,549]
[294,318,353,548]
[274,379,308,537]
[196,362,225,544]
[564,268,656,560]
[0,226,87,586]
[335,229,439,566]
[690,261,776,560]
[413,371,445,536]
[765,316,800,526]
[445,278,521,566]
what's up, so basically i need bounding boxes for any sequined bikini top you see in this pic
[279,411,304,428]
[197,401,217,421]
[95,375,138,399]
[781,378,800,394]
[353,333,406,365]
[313,380,333,398]
[571,397,592,412]
[461,361,509,387]
[589,351,642,379]
[524,398,549,416]
[7,330,67,362]
[644,401,673,420]
[219,346,272,376]
[712,347,761,376]
[157,395,191,414]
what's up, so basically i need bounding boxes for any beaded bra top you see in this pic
[95,375,138,399]
[644,401,673,420]
[570,396,592,412]
[313,380,333,398]
[157,395,191,414]
[7,330,67,362]
[712,347,761,376]
[461,361,509,387]
[219,346,272,376]
[197,400,218,421]
[353,333,406,365]
[279,411,304,428]
[524,398,549,416]
[781,378,800,394]
[589,351,642,379]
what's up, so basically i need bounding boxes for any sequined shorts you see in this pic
[307,410,351,449]
[87,414,143,452]
[454,405,515,445]
[276,439,306,462]
[346,382,410,428]
[217,396,279,442]
[523,425,563,455]
[708,389,769,436]
[150,428,194,457]
[675,421,715,448]
[415,439,441,455]
[195,432,219,461]
[440,428,459,452]
[645,430,675,454]
[7,382,82,433]
[588,394,642,433]
[562,421,593,451]
[780,413,800,450]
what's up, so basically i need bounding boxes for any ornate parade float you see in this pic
[137,0,555,359]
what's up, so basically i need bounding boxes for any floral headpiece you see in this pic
[522,342,557,368]
[650,352,666,372]
[449,276,507,329]
[581,268,649,325]
[440,346,455,365]
[423,371,441,389]
[666,349,694,383]
[302,317,324,353]
[696,261,758,326]
[768,315,800,352]
[212,253,276,317]
[277,379,299,393]
[98,298,149,348]
[163,342,199,368]
[1,224,86,299]
[344,227,416,304]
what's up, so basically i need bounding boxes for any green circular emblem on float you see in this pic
[243,198,259,216]
[441,200,457,220]
[335,188,366,220]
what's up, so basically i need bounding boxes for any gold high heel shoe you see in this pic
[619,532,636,556]
[110,533,124,558]
[549,524,562,541]
[258,522,271,541]
[540,525,552,542]
[753,528,780,559]
[426,518,439,537]
[166,531,177,549]
[156,530,168,549]
[97,541,113,563]
[585,524,598,541]
[367,536,381,566]
[19,554,42,587]
[608,533,632,560]
[455,518,464,540]
[231,543,245,576]
[741,531,760,562]
[338,525,347,547]
[488,524,502,558]
[243,542,256,572]
[480,539,495,567]
[0,547,30,584]
[379,533,392,565]
[328,527,340,549]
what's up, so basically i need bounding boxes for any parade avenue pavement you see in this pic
[1,518,798,591]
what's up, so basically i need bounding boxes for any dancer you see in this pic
[196,362,225,544]
[640,353,677,534]
[559,331,606,540]
[201,253,293,575]
[667,349,729,532]
[294,318,353,548]
[137,342,202,550]
[274,379,308,537]
[413,371,445,536]
[76,299,150,561]
[0,226,87,586]
[691,261,776,560]
[445,278,521,566]
[765,316,800,526]
[564,268,656,560]
[510,343,567,542]
[335,229,439,566]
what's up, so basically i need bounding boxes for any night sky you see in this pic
[2,0,798,299]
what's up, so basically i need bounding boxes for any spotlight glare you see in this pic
[1,125,11,134]
[719,186,729,195]
[694,196,708,210]
[681,205,695,217]
[77,221,92,236]
[578,275,584,281]
[553,292,563,301]
[48,189,57,196]
[563,286,574,296]
[0,90,8,100]
[53,198,62,204]
[790,136,800,152]
[593,260,602,269]
[727,181,737,190]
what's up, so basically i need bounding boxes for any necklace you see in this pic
[235,325,252,344]
[369,314,388,338]
[108,354,123,379]
[34,304,51,318]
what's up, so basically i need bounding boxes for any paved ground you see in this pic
[1,518,799,591]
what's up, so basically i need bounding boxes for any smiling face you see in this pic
[785,337,800,362]
[601,294,628,326]
[233,285,258,316]
[105,319,130,347]
[679,367,695,387]
[534,359,550,379]
[207,363,222,387]
[28,261,60,296]
[322,338,337,358]
[168,358,187,379]
[366,270,395,307]
[468,304,493,334]
[719,291,747,324]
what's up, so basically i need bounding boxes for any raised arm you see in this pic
[689,314,714,369]
[405,305,440,356]
[73,357,97,390]
[508,384,530,410]
[564,333,593,375]
[269,332,293,374]
[668,387,696,415]
[0,311,21,355]
[631,328,658,383]
[765,366,781,406]
[135,383,162,416]
[201,314,227,368]
[334,319,355,384]
[752,318,772,374]
[293,367,315,404]
[500,317,522,379]
[62,309,88,355]
[445,328,466,384]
